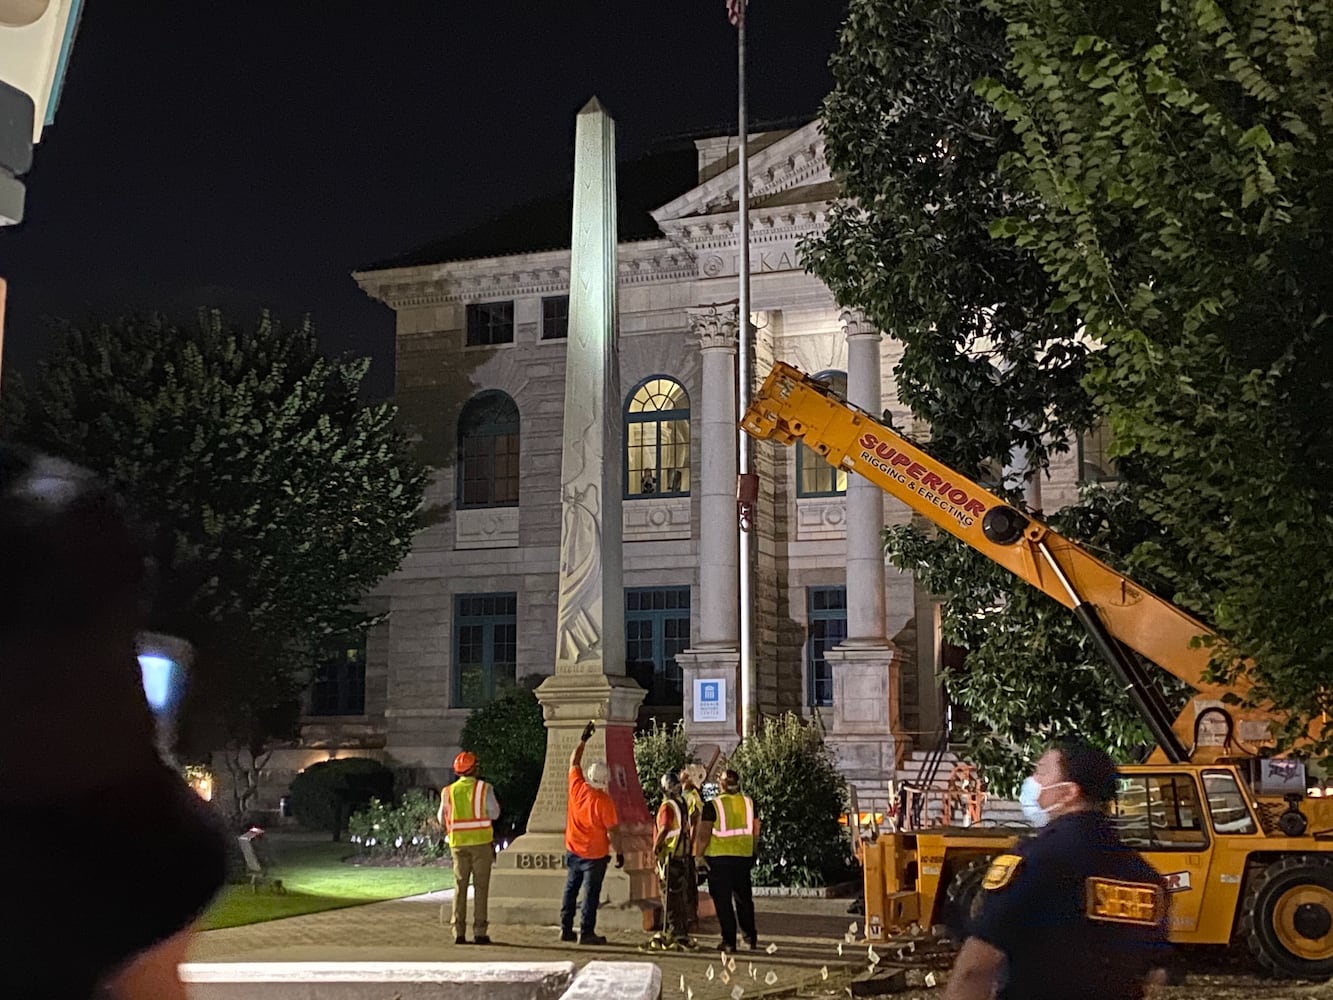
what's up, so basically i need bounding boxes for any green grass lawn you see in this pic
[199,840,454,930]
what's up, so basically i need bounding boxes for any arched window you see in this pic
[796,370,848,497]
[457,391,520,508]
[625,376,690,498]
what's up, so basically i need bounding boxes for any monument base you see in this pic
[487,671,657,933]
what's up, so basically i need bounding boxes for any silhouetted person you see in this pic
[0,445,227,998]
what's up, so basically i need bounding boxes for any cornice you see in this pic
[354,238,697,309]
[652,119,828,224]
[656,203,830,255]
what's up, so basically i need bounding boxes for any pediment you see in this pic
[650,119,832,225]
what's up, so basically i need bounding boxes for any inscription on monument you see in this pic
[512,852,568,870]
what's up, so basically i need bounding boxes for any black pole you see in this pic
[1072,604,1186,763]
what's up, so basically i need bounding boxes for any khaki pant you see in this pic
[450,842,495,938]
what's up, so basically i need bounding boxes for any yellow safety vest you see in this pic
[445,777,493,848]
[705,793,756,858]
[658,797,687,859]
[683,787,703,823]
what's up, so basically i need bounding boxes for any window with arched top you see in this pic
[625,376,690,498]
[796,370,849,497]
[457,390,520,508]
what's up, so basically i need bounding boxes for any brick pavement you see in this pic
[188,891,898,1000]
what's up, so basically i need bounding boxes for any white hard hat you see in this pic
[586,761,610,789]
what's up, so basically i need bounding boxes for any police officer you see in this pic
[439,751,500,945]
[945,738,1170,1000]
[653,771,693,946]
[695,768,761,954]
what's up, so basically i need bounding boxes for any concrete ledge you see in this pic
[560,961,661,1000]
[181,961,576,1000]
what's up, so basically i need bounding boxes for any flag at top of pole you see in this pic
[727,0,747,26]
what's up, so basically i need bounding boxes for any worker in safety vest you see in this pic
[695,768,761,954]
[439,750,500,945]
[679,763,706,928]
[652,771,693,947]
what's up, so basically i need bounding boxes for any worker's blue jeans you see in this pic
[561,852,609,936]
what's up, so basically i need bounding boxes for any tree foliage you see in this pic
[730,714,854,888]
[807,0,1148,773]
[459,687,547,837]
[888,489,1185,791]
[289,756,395,839]
[9,311,428,774]
[979,0,1333,746]
[633,720,694,814]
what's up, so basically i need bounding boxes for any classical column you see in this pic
[825,307,900,780]
[690,304,739,648]
[842,307,888,646]
[677,304,741,752]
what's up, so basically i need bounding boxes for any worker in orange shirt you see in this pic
[439,751,500,945]
[561,720,623,945]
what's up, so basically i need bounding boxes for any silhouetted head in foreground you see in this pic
[0,444,226,998]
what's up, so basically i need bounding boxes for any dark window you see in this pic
[542,295,569,340]
[807,586,847,708]
[457,391,520,508]
[1078,420,1119,483]
[309,633,367,716]
[454,593,518,708]
[466,301,515,346]
[797,371,848,497]
[625,377,690,498]
[625,587,691,705]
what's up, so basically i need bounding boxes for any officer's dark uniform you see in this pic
[970,809,1170,1000]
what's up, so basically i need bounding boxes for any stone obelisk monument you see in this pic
[487,98,655,929]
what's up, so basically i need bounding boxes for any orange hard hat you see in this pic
[454,751,478,775]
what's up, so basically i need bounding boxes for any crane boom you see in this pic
[741,361,1273,763]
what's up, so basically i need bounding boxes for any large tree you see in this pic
[806,0,1155,787]
[11,311,428,812]
[979,0,1333,750]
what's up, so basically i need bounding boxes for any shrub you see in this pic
[633,720,693,814]
[288,757,394,839]
[348,789,445,861]
[729,713,854,888]
[459,688,546,838]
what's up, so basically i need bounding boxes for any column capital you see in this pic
[688,303,739,353]
[839,307,880,341]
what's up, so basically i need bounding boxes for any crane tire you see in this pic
[1242,855,1333,979]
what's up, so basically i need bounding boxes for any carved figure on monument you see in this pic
[556,480,604,666]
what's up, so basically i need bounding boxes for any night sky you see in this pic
[2,2,847,398]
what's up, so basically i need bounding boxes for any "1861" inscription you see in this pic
[512,852,567,870]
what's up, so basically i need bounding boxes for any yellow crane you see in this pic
[742,361,1333,978]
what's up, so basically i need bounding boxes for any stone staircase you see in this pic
[847,748,1026,831]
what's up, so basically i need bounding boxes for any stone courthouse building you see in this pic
[259,119,1096,813]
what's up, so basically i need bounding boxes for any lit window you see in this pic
[457,391,520,508]
[454,593,518,708]
[625,376,690,498]
[797,371,848,497]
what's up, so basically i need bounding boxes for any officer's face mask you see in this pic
[1019,777,1075,828]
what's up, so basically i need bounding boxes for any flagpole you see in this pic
[735,2,756,740]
